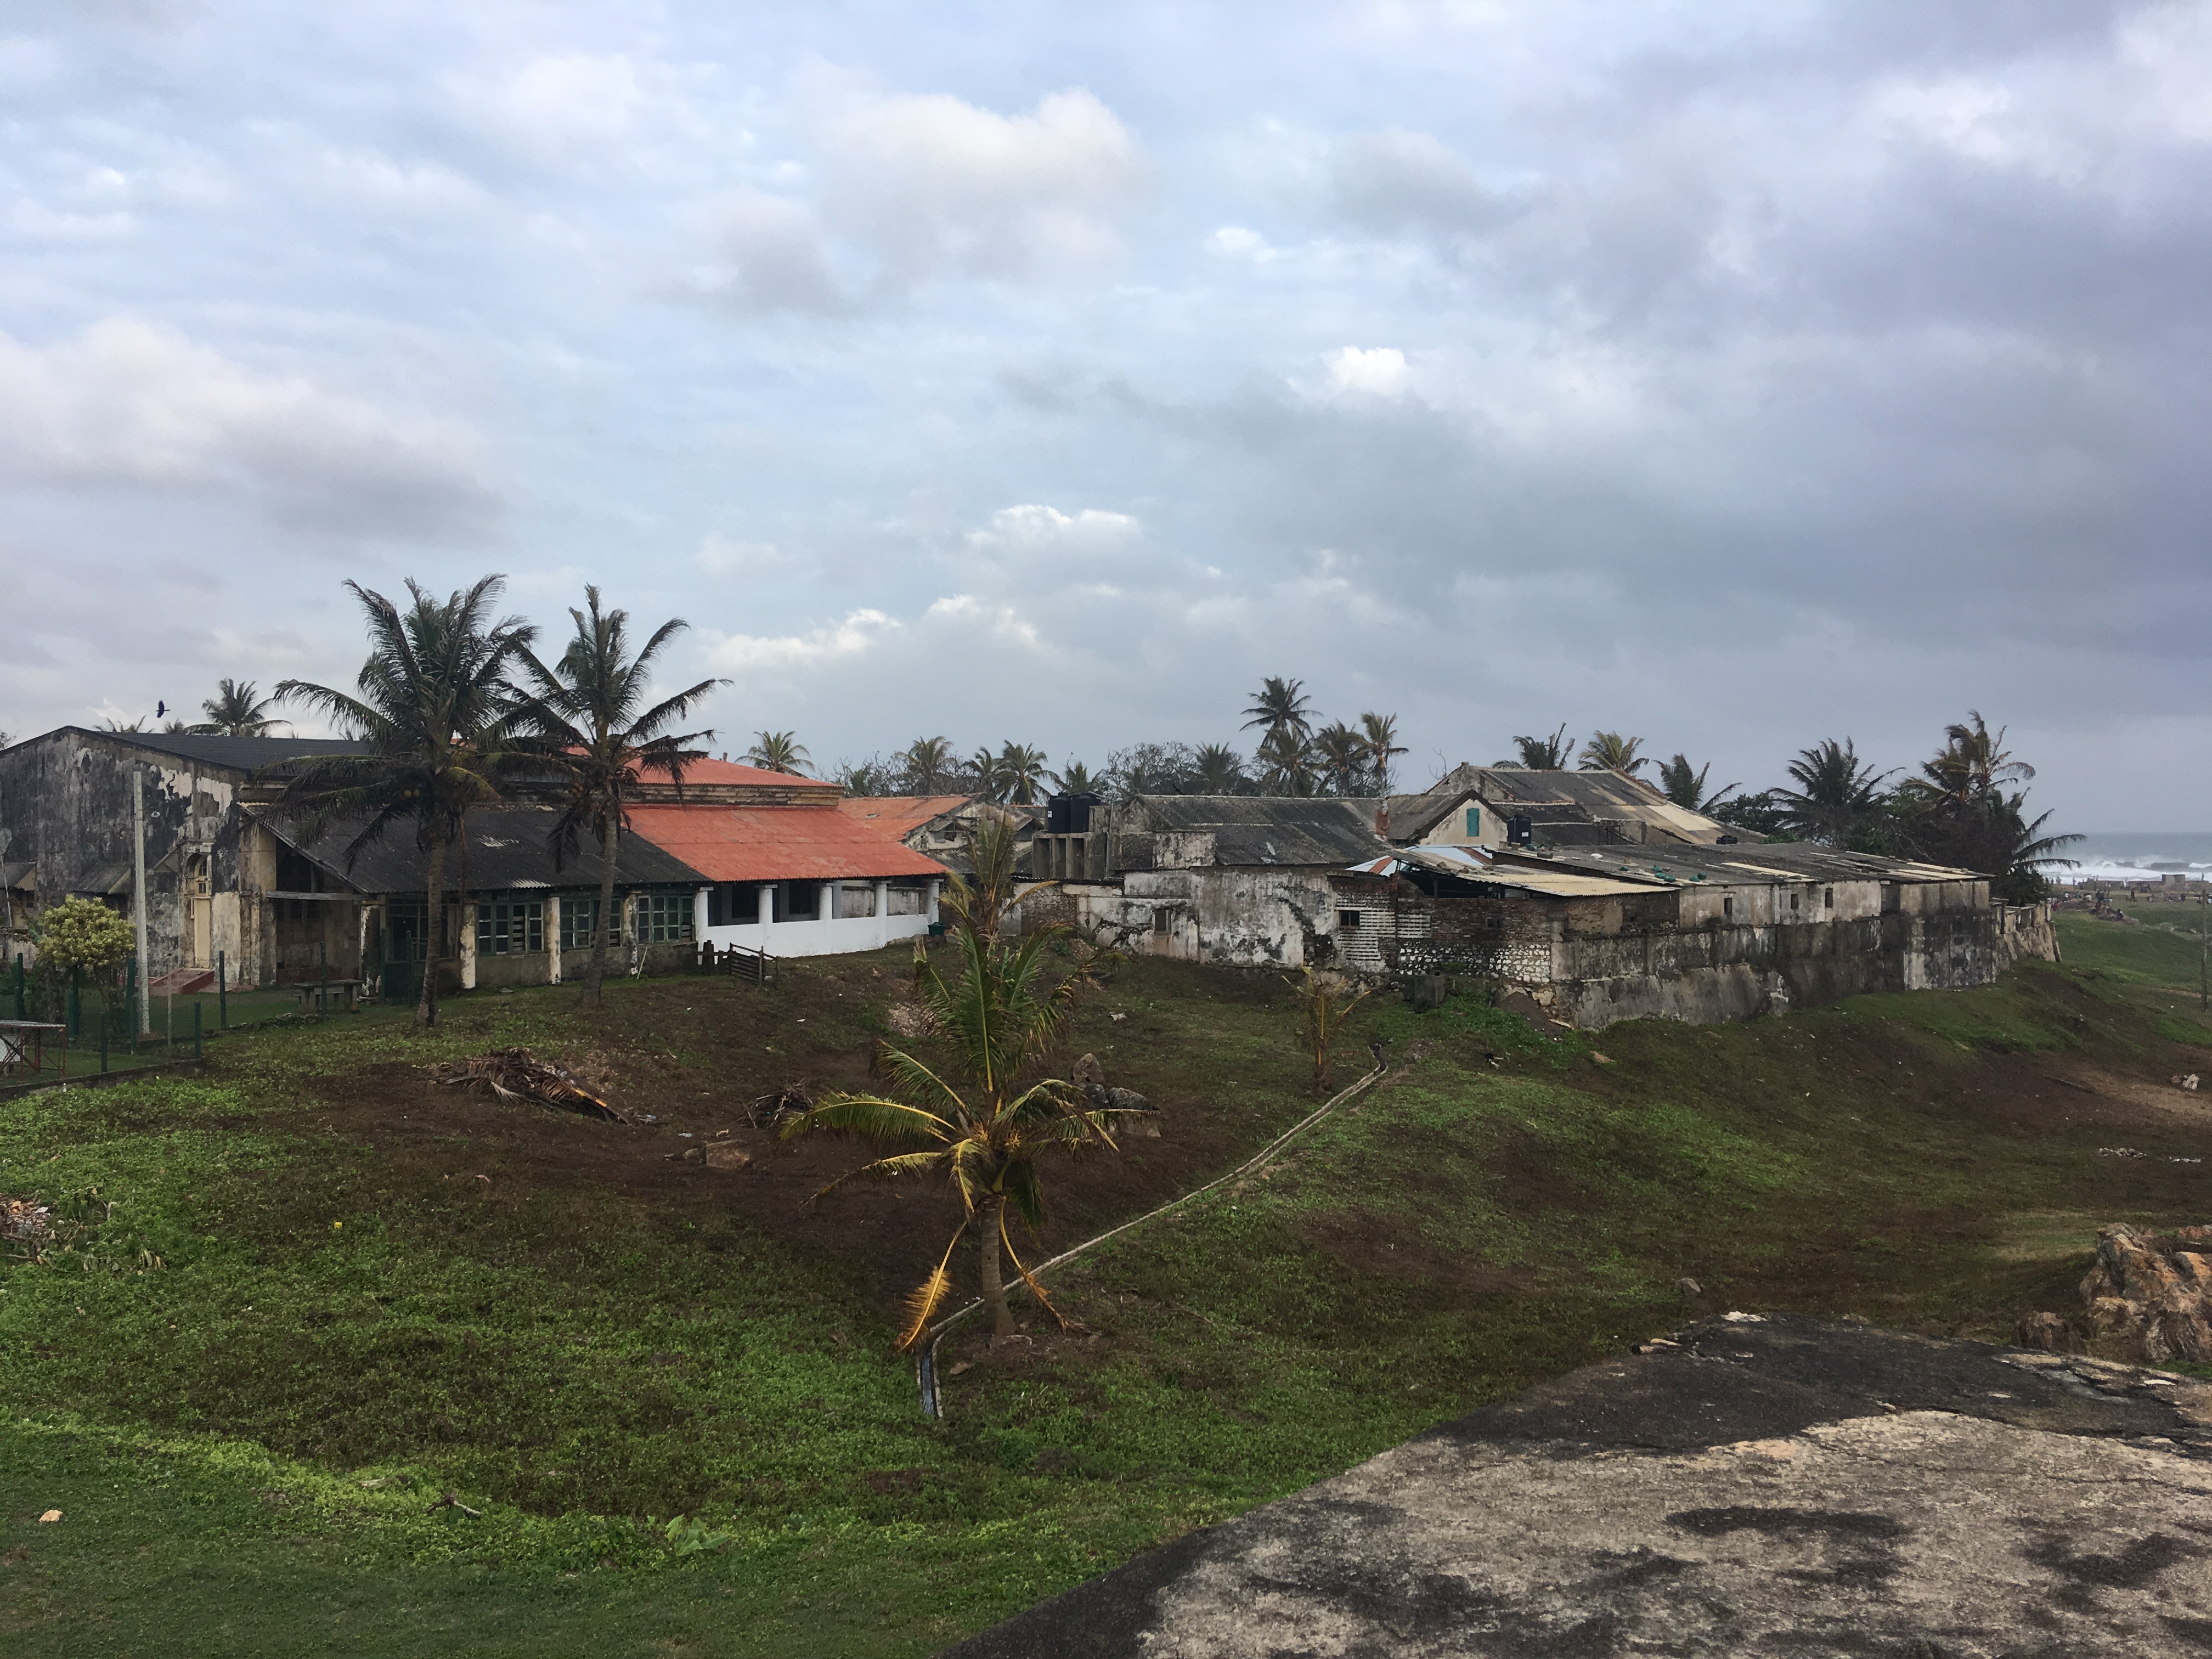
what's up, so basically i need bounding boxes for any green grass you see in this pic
[2056,909,2210,988]
[3,949,2210,1655]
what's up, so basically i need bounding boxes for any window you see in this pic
[1487,914,1503,931]
[1150,907,1170,933]
[635,891,693,944]
[1723,896,1734,919]
[1338,909,1363,929]
[1465,807,1481,837]
[1823,886,1835,909]
[476,900,544,956]
[560,897,602,951]
[1790,889,1801,912]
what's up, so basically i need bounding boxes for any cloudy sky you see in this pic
[2,1,2207,830]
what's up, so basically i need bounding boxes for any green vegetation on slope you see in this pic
[3,946,2209,1656]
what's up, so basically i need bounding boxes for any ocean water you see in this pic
[2050,831,2212,885]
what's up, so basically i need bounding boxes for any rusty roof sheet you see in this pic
[835,795,978,834]
[1345,845,1661,898]
[626,803,949,883]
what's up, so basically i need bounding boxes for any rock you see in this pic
[704,1144,751,1171]
[2176,1073,2201,1091]
[2014,1311,2078,1352]
[37,1509,59,1524]
[1406,975,1448,1013]
[679,1146,705,1163]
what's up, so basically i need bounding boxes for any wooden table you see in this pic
[287,979,363,1014]
[0,1020,66,1077]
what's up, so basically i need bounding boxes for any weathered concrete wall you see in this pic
[1031,870,1345,969]
[0,731,230,979]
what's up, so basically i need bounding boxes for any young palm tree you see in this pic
[1190,742,1247,794]
[1359,712,1406,795]
[509,587,725,1008]
[1241,676,1314,746]
[192,679,284,737]
[1047,759,1100,796]
[1917,710,2033,807]
[1511,724,1573,769]
[899,736,957,793]
[780,921,1121,1346]
[997,743,1050,806]
[1314,721,1367,796]
[1656,753,1739,813]
[274,577,537,1027]
[1579,731,1648,774]
[1773,738,1895,848]
[745,730,811,775]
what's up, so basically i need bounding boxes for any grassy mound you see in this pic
[2,926,2208,1656]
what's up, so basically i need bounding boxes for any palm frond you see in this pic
[998,1213,1070,1331]
[805,1148,950,1204]
[896,1225,969,1351]
[780,1093,955,1149]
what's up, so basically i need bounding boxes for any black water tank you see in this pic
[1048,792,1103,834]
[1507,814,1534,846]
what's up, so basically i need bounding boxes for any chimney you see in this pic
[1375,806,1391,839]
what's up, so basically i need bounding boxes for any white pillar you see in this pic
[546,895,562,983]
[694,886,711,958]
[460,903,478,990]
[820,883,836,932]
[927,878,941,924]
[874,879,890,947]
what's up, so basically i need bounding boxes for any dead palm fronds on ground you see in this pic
[429,1047,630,1122]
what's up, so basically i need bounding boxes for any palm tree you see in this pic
[1190,742,1247,794]
[1917,710,2033,808]
[192,679,284,737]
[274,577,538,1027]
[1579,731,1647,774]
[1893,714,2078,900]
[1656,753,1739,813]
[835,756,890,796]
[1256,726,1319,795]
[1359,712,1406,795]
[99,716,148,732]
[997,743,1049,806]
[745,730,811,775]
[899,736,957,794]
[1241,676,1314,746]
[968,746,1009,804]
[1314,721,1367,796]
[1511,725,1573,769]
[509,586,724,1008]
[1773,738,1895,849]
[779,918,1120,1346]
[1047,759,1100,796]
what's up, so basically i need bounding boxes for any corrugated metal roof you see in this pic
[1421,764,1734,845]
[1497,842,1986,886]
[253,805,706,894]
[633,756,821,788]
[625,803,949,883]
[836,795,977,834]
[50,727,368,775]
[1347,845,1659,898]
[1132,794,1391,867]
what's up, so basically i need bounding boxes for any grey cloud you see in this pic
[1324,128,1529,250]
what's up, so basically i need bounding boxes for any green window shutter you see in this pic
[1466,807,1481,837]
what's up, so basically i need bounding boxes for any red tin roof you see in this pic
[626,803,949,883]
[629,757,826,788]
[834,794,975,834]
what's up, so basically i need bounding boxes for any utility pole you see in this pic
[2200,888,2208,1014]
[132,768,151,1036]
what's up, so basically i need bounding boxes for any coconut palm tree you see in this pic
[1892,714,2078,900]
[274,577,538,1027]
[192,679,284,737]
[746,730,811,775]
[1359,712,1407,795]
[1511,724,1573,769]
[779,916,1121,1347]
[1772,738,1895,849]
[1314,721,1368,796]
[997,743,1050,806]
[1256,725,1319,795]
[1579,731,1648,775]
[1047,759,1101,796]
[1241,676,1314,746]
[834,755,890,795]
[508,587,725,1008]
[1190,742,1247,794]
[899,736,957,794]
[1656,753,1739,813]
